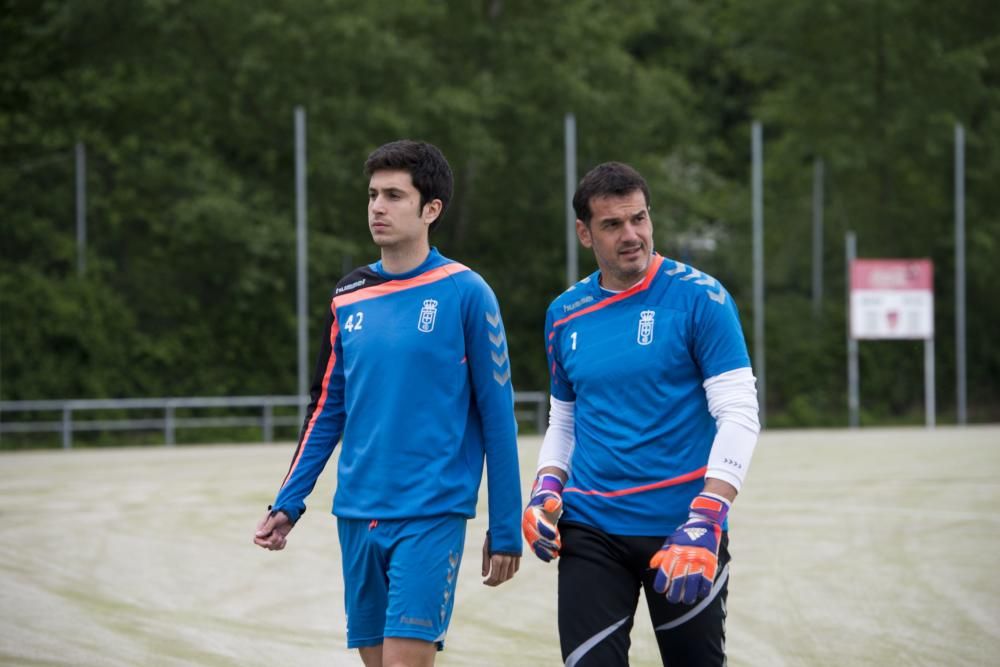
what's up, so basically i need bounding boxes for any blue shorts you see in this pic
[337,515,467,649]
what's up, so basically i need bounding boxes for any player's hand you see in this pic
[481,533,521,586]
[253,509,293,551]
[650,492,730,604]
[521,473,564,562]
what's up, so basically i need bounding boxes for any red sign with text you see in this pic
[850,259,934,339]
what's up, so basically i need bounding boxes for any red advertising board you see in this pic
[850,259,934,339]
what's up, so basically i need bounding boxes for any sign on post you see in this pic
[848,257,936,427]
[850,259,934,339]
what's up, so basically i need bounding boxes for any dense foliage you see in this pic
[3,0,998,427]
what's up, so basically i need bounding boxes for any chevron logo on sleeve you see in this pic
[666,261,687,276]
[666,260,728,305]
[485,310,510,386]
[680,268,702,281]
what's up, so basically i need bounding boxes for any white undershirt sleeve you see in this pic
[703,367,761,492]
[536,396,575,474]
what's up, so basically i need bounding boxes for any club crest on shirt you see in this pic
[637,309,655,345]
[418,299,438,333]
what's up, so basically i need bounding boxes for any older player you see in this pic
[523,161,760,666]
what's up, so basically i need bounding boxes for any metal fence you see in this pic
[0,392,549,449]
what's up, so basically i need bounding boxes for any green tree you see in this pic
[2,0,997,433]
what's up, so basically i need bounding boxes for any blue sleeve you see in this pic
[545,308,576,401]
[271,304,346,522]
[690,284,752,379]
[463,276,522,555]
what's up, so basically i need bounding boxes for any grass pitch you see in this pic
[1,426,998,666]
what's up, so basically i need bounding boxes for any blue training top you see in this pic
[272,248,522,554]
[545,253,751,536]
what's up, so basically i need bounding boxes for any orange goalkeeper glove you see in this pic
[650,492,730,604]
[521,473,564,562]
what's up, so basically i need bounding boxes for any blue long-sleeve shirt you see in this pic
[272,248,522,554]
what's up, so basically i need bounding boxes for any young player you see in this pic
[523,161,760,666]
[255,140,522,667]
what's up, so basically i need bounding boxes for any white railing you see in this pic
[0,392,549,448]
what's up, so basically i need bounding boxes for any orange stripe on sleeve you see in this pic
[280,314,341,489]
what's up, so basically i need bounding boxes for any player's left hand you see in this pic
[481,533,521,586]
[650,492,730,604]
[253,509,293,551]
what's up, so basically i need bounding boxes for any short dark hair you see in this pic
[364,140,454,232]
[572,161,651,225]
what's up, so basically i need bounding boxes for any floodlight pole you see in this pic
[812,158,824,316]
[954,123,967,425]
[295,106,308,428]
[752,121,765,426]
[75,142,87,277]
[565,113,578,287]
[846,231,859,428]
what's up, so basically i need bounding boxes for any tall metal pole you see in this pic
[295,107,308,427]
[954,123,967,425]
[752,121,765,426]
[812,158,825,316]
[565,112,578,287]
[75,142,87,277]
[846,231,859,428]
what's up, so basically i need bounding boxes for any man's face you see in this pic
[577,189,654,291]
[367,170,439,249]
